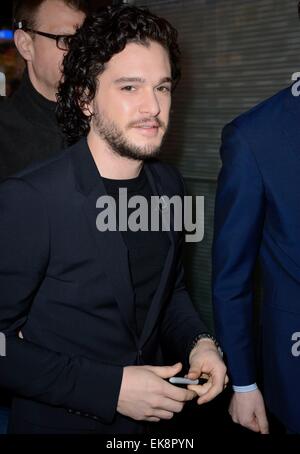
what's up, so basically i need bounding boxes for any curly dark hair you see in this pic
[56,5,181,145]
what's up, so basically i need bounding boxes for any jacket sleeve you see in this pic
[160,170,208,369]
[0,178,122,424]
[212,122,265,386]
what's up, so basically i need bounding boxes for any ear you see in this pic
[81,103,94,118]
[78,91,94,118]
[14,29,34,62]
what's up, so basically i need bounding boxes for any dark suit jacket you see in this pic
[0,138,205,434]
[213,85,300,432]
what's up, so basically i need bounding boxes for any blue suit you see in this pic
[213,85,300,432]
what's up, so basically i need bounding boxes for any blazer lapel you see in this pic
[71,138,138,344]
[139,164,176,348]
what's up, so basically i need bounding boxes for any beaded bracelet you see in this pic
[190,333,223,357]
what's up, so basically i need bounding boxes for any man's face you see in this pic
[88,41,172,161]
[28,0,85,100]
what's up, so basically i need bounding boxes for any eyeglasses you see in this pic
[14,21,72,51]
[25,28,72,50]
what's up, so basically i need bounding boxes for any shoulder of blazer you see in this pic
[226,86,293,134]
[8,145,75,195]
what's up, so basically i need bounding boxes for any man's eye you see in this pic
[157,86,171,93]
[121,86,136,91]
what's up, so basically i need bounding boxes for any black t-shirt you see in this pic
[102,167,170,336]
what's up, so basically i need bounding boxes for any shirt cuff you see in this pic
[233,383,258,393]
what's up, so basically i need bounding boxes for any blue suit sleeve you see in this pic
[212,123,265,386]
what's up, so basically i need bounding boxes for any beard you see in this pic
[91,105,168,161]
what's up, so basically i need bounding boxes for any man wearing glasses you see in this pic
[0,0,87,182]
[0,0,87,433]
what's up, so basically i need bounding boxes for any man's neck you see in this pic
[87,132,143,180]
[27,67,57,102]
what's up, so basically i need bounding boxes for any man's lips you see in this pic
[129,117,164,129]
[128,118,165,137]
[133,123,160,129]
[132,123,161,136]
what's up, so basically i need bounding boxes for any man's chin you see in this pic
[139,143,162,158]
[103,129,164,160]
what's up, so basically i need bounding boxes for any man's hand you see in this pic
[186,338,228,404]
[117,362,197,422]
[229,389,269,434]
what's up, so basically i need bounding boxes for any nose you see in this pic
[139,88,160,117]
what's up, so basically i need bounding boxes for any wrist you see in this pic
[233,383,258,393]
[189,333,223,359]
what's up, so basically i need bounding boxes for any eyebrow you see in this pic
[114,77,172,85]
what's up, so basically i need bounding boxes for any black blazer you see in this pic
[0,138,206,434]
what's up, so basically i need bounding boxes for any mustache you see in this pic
[128,118,166,129]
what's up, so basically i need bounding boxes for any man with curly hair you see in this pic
[0,5,227,434]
